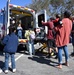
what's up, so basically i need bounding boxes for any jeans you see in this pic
[18,34,22,39]
[18,31,22,39]
[4,53,16,70]
[27,40,35,55]
[58,45,69,64]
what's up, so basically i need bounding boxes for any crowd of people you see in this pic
[0,10,74,73]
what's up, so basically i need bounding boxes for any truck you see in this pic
[0,0,47,51]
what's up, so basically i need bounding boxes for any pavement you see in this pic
[0,43,74,75]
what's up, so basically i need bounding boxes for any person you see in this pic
[2,25,19,73]
[41,17,58,58]
[71,16,74,56]
[17,22,23,39]
[25,28,35,55]
[55,11,72,69]
[53,14,63,27]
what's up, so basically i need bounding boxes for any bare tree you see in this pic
[27,0,74,16]
[49,0,74,15]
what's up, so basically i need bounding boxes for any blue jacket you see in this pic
[2,33,19,53]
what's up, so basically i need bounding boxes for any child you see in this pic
[2,25,18,73]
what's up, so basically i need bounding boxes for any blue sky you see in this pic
[0,0,32,9]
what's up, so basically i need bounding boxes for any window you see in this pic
[38,14,45,27]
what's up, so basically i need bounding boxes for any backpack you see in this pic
[30,31,35,40]
[58,19,63,25]
[54,19,63,27]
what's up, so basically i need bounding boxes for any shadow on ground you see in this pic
[28,52,59,68]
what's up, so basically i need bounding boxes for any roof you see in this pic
[9,4,35,13]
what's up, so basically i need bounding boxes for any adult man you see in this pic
[41,17,58,58]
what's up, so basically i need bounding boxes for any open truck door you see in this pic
[0,12,4,39]
[35,10,48,42]
[5,0,10,35]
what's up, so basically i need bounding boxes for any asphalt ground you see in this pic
[0,43,74,75]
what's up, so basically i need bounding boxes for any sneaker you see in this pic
[0,69,2,73]
[51,52,54,56]
[4,70,8,74]
[12,69,16,73]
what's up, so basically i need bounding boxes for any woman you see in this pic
[55,11,72,69]
[25,28,35,55]
[17,22,23,39]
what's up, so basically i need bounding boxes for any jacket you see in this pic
[55,18,72,47]
[25,30,35,40]
[42,21,54,39]
[2,33,19,53]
